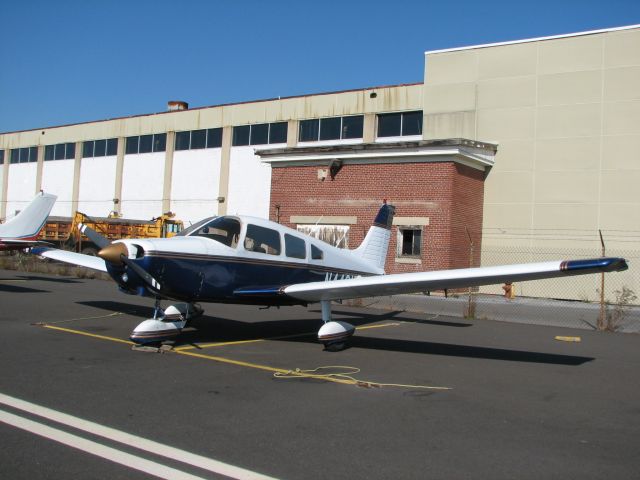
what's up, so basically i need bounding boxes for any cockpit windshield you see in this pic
[176,217,215,237]
[178,216,241,248]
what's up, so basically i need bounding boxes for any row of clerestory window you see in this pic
[2,111,423,162]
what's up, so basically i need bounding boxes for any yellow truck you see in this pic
[39,211,183,255]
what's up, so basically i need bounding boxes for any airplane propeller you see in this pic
[79,223,162,293]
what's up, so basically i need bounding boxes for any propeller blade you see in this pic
[78,223,110,249]
[121,256,162,292]
[85,222,161,293]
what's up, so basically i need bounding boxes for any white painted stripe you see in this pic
[0,409,207,480]
[0,393,278,480]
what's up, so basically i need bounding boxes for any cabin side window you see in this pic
[245,224,281,255]
[311,244,324,260]
[190,217,240,248]
[284,234,306,259]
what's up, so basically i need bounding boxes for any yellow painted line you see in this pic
[555,335,581,343]
[41,322,445,390]
[176,322,402,352]
[174,350,355,385]
[0,279,27,282]
[174,338,265,351]
[356,322,401,330]
[42,325,135,345]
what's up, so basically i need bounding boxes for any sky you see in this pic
[1,0,639,133]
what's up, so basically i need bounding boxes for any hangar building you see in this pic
[1,25,638,299]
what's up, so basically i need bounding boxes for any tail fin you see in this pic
[0,192,57,240]
[353,203,395,271]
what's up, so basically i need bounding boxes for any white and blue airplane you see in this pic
[32,203,628,347]
[0,192,57,252]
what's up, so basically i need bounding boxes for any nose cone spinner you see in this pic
[98,242,128,264]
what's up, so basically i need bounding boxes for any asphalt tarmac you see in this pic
[1,268,639,479]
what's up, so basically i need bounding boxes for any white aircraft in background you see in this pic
[32,202,628,347]
[0,192,57,252]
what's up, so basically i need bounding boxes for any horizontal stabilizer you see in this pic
[284,257,628,302]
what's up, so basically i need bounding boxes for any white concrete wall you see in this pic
[227,146,280,219]
[298,138,362,148]
[41,159,75,217]
[170,149,222,225]
[0,165,4,216]
[120,152,165,220]
[78,155,118,217]
[375,135,422,143]
[6,163,37,217]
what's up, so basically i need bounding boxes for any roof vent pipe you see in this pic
[167,101,188,111]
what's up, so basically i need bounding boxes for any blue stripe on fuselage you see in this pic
[109,253,370,305]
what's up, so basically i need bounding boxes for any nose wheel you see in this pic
[130,300,203,344]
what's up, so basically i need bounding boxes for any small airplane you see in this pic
[0,191,57,252]
[31,202,628,347]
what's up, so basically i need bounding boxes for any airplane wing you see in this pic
[31,247,108,272]
[283,258,628,302]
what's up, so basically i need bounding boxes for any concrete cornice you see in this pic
[258,138,497,171]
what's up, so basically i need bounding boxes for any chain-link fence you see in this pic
[349,239,639,333]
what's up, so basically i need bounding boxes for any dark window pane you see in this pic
[10,149,19,164]
[82,141,94,158]
[342,115,363,139]
[29,146,38,162]
[250,123,268,145]
[45,145,54,161]
[319,117,341,140]
[94,139,106,157]
[400,229,421,256]
[402,111,423,136]
[269,122,287,144]
[0,151,4,165]
[139,135,153,153]
[54,144,65,160]
[65,143,75,159]
[285,234,306,259]
[244,224,281,255]
[232,125,250,146]
[190,129,206,149]
[107,138,118,156]
[206,128,222,148]
[299,119,319,142]
[126,136,139,154]
[377,113,402,137]
[311,244,323,260]
[175,131,190,151]
[19,148,29,163]
[153,133,166,152]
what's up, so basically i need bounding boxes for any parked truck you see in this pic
[38,211,184,255]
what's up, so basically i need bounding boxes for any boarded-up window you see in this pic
[296,224,349,248]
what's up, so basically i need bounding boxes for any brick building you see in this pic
[261,139,495,274]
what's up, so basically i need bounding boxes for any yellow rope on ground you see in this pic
[273,365,451,391]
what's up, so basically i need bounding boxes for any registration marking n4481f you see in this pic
[325,272,357,281]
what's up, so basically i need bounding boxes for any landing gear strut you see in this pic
[317,300,355,351]
[130,300,203,344]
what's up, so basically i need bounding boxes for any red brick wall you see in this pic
[269,161,485,273]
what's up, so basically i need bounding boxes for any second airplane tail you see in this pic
[0,191,57,240]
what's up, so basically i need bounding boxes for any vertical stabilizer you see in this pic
[353,203,395,272]
[0,192,57,240]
